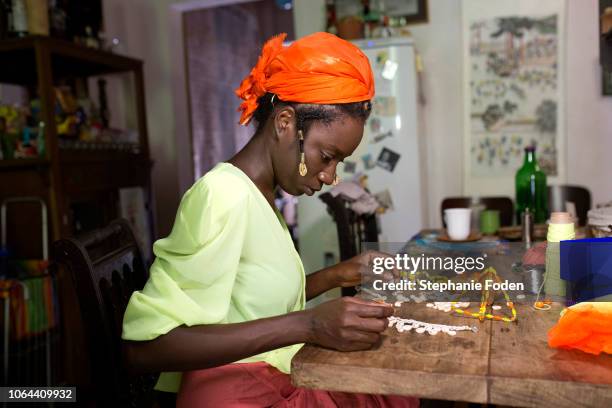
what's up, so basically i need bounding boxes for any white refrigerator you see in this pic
[298,37,425,283]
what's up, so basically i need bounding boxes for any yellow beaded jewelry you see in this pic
[450,267,518,323]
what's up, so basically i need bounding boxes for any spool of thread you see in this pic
[547,212,576,242]
[544,212,575,298]
[523,267,544,294]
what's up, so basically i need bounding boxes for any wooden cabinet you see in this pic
[0,36,154,390]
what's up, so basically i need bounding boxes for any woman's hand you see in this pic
[305,250,401,300]
[305,297,393,351]
[331,250,401,288]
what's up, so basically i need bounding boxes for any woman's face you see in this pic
[275,114,365,196]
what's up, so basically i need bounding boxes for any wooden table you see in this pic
[291,302,612,407]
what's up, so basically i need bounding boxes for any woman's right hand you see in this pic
[305,297,393,352]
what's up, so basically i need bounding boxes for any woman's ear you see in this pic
[274,106,296,142]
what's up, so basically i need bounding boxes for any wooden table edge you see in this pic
[291,359,489,403]
[487,374,612,408]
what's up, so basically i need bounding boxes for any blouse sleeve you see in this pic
[122,176,249,341]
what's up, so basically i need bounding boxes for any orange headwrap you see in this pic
[235,32,375,126]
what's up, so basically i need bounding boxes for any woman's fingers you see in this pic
[339,341,372,352]
[341,329,380,344]
[346,316,388,332]
[345,298,394,318]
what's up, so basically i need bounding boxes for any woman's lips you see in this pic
[303,186,314,196]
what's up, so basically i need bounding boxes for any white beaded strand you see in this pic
[425,302,470,312]
[388,316,478,336]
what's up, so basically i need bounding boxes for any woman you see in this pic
[122,32,417,407]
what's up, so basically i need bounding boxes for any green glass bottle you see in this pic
[515,146,547,224]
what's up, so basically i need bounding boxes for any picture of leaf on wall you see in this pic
[482,104,504,130]
[535,99,556,133]
[509,83,526,99]
[487,52,512,77]
[503,100,517,114]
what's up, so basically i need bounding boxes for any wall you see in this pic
[566,0,612,206]
[294,0,612,232]
[102,0,274,237]
[102,0,184,237]
[103,0,611,238]
[184,1,294,179]
[405,0,464,227]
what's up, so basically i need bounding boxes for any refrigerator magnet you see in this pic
[370,130,393,144]
[374,189,394,211]
[376,147,401,172]
[382,59,398,80]
[373,96,397,116]
[343,160,357,174]
[361,153,376,170]
[369,117,382,133]
[376,51,388,67]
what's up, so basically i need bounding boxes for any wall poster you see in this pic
[463,0,567,196]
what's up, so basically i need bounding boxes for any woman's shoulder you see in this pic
[187,162,252,209]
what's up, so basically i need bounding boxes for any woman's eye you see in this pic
[321,153,332,163]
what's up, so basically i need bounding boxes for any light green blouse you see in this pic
[122,162,306,392]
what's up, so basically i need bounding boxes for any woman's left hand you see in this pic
[331,250,400,288]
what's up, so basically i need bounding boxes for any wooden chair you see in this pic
[440,196,514,227]
[52,219,157,407]
[548,185,591,226]
[319,192,378,296]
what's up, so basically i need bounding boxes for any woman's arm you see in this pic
[123,297,392,375]
[306,251,400,300]
[305,267,339,300]
[124,310,311,374]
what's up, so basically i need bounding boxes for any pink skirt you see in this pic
[177,362,418,408]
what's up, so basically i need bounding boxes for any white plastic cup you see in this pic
[444,208,472,240]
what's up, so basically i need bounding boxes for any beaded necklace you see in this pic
[450,267,518,323]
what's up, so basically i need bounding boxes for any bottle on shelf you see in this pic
[36,121,45,157]
[10,0,28,37]
[25,0,49,35]
[325,0,337,35]
[97,78,109,129]
[48,0,67,39]
[515,145,547,224]
[0,0,11,40]
[84,25,99,48]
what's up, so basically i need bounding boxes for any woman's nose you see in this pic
[318,168,335,185]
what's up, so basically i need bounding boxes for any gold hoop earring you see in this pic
[298,130,307,177]
[332,174,340,186]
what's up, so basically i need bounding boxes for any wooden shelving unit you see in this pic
[0,35,154,390]
[0,35,153,257]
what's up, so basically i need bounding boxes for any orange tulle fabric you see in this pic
[548,303,612,355]
[235,32,375,125]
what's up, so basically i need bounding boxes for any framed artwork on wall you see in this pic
[462,0,567,198]
[384,0,428,24]
[333,0,428,25]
